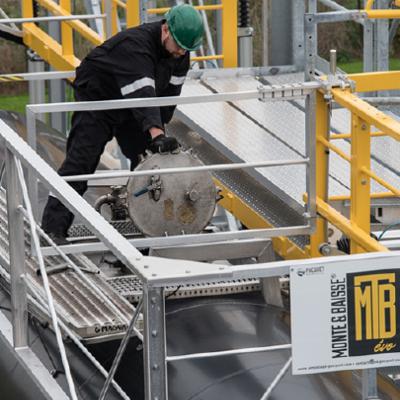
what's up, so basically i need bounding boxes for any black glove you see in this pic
[149,135,179,153]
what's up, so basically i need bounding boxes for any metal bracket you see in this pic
[257,82,321,102]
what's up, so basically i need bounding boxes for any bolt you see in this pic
[135,257,142,261]
[319,243,331,256]
[185,270,191,274]
[152,330,158,337]
[219,267,225,271]
[152,364,159,371]
[361,123,367,131]
[144,265,149,269]
[187,189,200,202]
[151,297,157,304]
[361,179,367,185]
[152,273,157,277]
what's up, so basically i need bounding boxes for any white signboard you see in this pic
[291,252,400,375]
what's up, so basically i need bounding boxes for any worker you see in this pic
[41,4,204,244]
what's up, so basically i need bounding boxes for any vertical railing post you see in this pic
[305,90,317,235]
[143,285,167,400]
[21,0,34,19]
[309,90,330,257]
[126,0,140,27]
[60,0,74,56]
[111,0,119,36]
[26,108,39,221]
[5,149,28,348]
[222,0,238,67]
[350,115,371,254]
[104,0,113,39]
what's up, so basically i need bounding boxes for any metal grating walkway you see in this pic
[177,71,400,208]
[0,188,134,340]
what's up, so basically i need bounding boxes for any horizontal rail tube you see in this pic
[63,159,309,182]
[0,71,75,81]
[365,10,400,19]
[0,66,298,83]
[26,82,321,113]
[362,97,400,104]
[330,192,399,201]
[330,132,386,139]
[1,14,105,23]
[41,226,312,257]
[147,5,222,14]
[192,54,224,61]
[310,10,363,23]
[27,91,261,113]
[166,344,291,362]
[317,137,351,162]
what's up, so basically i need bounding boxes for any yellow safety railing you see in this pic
[21,0,238,71]
[21,0,102,71]
[364,0,400,17]
[309,73,400,255]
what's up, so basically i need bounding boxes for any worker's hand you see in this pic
[149,134,180,153]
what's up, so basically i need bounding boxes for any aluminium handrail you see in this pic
[62,159,309,182]
[0,119,146,278]
[14,158,78,400]
[166,343,291,362]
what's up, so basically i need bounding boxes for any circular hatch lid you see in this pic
[127,150,217,237]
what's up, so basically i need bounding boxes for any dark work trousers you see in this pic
[41,82,150,236]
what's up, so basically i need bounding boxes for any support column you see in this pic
[376,0,389,72]
[350,115,371,254]
[126,0,140,27]
[306,90,317,236]
[309,91,330,257]
[362,369,378,400]
[264,0,294,66]
[363,18,374,72]
[221,0,238,67]
[49,8,67,134]
[27,50,45,123]
[143,285,167,400]
[5,149,28,348]
[304,13,317,81]
[292,0,305,69]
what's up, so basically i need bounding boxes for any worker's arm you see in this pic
[111,40,164,134]
[160,53,190,125]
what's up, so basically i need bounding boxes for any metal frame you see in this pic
[2,79,400,400]
[23,82,319,255]
[0,77,319,398]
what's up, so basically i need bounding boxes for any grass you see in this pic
[339,58,400,74]
[0,93,29,114]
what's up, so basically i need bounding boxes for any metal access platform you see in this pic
[176,68,400,210]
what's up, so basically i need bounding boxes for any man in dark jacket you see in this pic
[41,4,204,244]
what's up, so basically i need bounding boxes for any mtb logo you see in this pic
[347,270,400,356]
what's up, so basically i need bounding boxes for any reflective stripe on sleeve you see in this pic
[120,77,155,96]
[169,75,186,86]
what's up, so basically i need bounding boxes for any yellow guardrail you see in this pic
[21,0,238,71]
[310,79,400,255]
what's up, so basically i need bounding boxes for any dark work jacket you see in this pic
[73,20,190,132]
